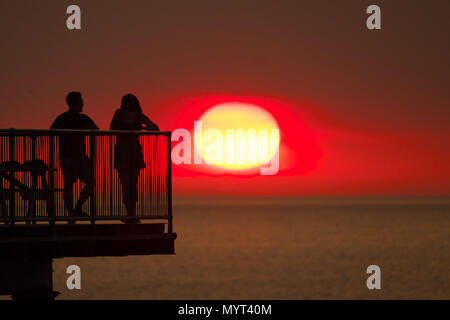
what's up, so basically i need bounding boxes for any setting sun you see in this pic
[194,102,280,171]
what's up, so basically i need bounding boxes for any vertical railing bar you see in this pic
[166,133,172,234]
[157,136,160,216]
[17,137,21,219]
[103,136,106,217]
[8,130,15,225]
[90,133,96,224]
[149,135,151,216]
[31,136,36,161]
[140,135,142,217]
[153,135,156,216]
[29,136,37,223]
[23,135,26,161]
[0,137,4,222]
[48,132,56,225]
[113,135,116,217]
[161,136,163,215]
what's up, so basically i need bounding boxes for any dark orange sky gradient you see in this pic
[1,0,449,196]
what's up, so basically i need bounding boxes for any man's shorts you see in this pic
[59,156,94,185]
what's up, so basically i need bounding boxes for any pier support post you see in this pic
[0,257,58,300]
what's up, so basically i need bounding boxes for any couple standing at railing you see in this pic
[50,92,159,224]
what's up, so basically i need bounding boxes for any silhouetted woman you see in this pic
[110,94,159,223]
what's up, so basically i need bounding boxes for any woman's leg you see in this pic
[128,170,140,217]
[118,169,140,217]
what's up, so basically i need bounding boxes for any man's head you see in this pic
[66,92,84,112]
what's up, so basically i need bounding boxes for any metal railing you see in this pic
[0,129,172,231]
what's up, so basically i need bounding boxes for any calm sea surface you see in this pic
[49,200,450,299]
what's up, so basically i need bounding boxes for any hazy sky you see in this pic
[1,0,449,195]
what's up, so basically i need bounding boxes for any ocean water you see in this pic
[49,200,450,299]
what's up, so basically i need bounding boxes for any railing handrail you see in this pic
[0,128,171,137]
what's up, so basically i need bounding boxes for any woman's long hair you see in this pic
[120,94,142,113]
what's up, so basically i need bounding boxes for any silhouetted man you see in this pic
[50,92,98,219]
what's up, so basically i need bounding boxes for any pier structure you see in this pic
[0,129,175,299]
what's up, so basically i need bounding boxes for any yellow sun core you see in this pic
[194,102,280,170]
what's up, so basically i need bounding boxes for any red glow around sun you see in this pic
[164,94,322,177]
